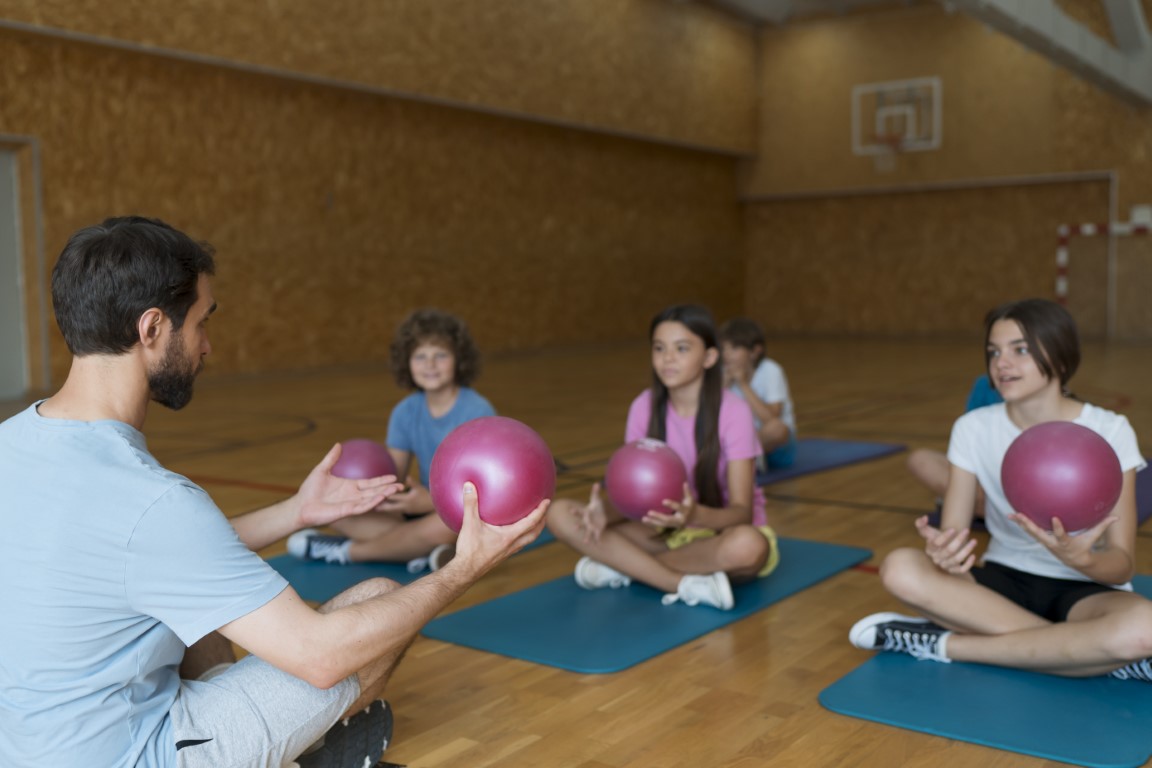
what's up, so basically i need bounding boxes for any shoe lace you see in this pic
[661,576,716,607]
[307,536,349,564]
[880,625,944,661]
[1112,658,1152,682]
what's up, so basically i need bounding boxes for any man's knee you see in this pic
[321,577,402,614]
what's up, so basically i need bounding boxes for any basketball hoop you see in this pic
[872,133,905,173]
[851,77,941,170]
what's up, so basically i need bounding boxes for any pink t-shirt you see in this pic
[625,389,767,527]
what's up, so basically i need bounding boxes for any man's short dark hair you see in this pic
[51,216,216,356]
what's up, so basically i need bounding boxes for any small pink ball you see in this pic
[604,439,688,520]
[430,417,556,532]
[1002,421,1122,531]
[331,439,397,480]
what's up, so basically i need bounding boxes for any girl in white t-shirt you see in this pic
[850,298,1152,682]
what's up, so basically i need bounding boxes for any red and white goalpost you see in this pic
[1056,209,1152,340]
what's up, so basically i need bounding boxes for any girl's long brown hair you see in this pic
[646,304,724,508]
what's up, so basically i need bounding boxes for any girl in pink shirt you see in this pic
[546,305,779,610]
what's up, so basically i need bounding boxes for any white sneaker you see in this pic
[662,572,734,610]
[429,543,455,571]
[574,557,631,589]
[406,543,456,573]
[287,529,352,564]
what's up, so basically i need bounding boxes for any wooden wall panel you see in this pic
[1052,70,1152,210]
[749,6,1053,195]
[1114,237,1152,339]
[0,0,758,154]
[744,2,1152,336]
[747,5,1152,207]
[1065,235,1109,340]
[744,181,1110,336]
[0,29,743,385]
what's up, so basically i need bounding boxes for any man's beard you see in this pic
[148,333,202,411]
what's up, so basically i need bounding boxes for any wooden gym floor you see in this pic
[13,336,1152,767]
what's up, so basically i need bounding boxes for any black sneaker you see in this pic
[1111,658,1152,682]
[287,529,352,565]
[297,699,393,768]
[849,612,951,663]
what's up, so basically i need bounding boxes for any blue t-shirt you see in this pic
[386,388,496,485]
[0,404,287,768]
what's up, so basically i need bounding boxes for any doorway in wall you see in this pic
[0,150,28,400]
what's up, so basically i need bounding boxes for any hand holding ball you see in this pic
[1001,421,1123,531]
[604,439,689,520]
[429,416,556,532]
[332,439,398,480]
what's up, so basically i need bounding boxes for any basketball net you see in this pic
[872,133,905,173]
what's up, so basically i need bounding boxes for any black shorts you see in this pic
[972,560,1120,622]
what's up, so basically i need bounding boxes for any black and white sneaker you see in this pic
[1111,658,1152,682]
[296,699,393,768]
[849,612,951,663]
[288,529,352,565]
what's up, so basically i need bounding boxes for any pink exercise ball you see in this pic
[429,416,556,532]
[332,439,398,480]
[1001,421,1122,531]
[604,439,688,520]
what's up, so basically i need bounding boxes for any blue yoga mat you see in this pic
[267,529,556,603]
[1138,467,1152,525]
[421,537,871,674]
[757,437,905,486]
[819,575,1152,768]
[267,556,419,602]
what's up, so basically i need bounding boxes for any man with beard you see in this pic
[0,217,548,768]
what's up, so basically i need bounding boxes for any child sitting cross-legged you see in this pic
[289,308,494,571]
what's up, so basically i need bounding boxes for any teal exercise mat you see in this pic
[757,438,905,486]
[267,528,556,603]
[819,574,1152,768]
[421,537,871,674]
[1138,466,1152,525]
[267,556,418,602]
[819,653,1152,768]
